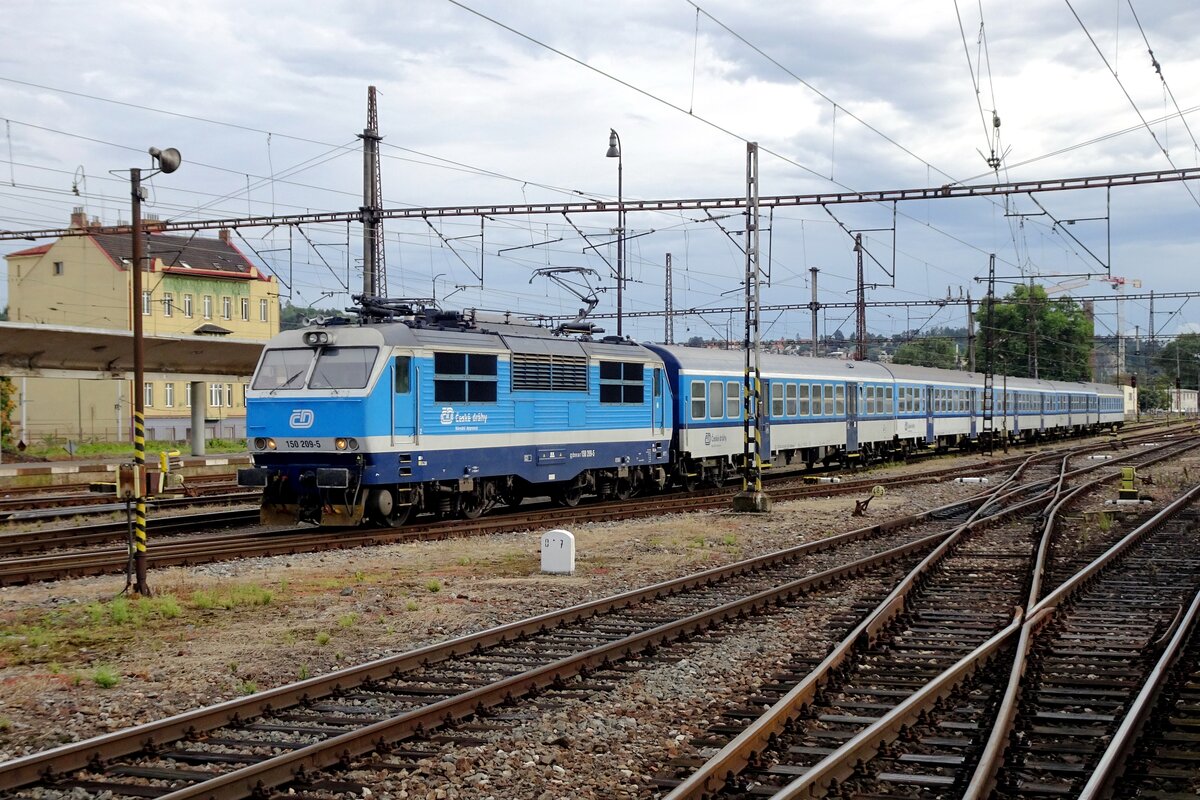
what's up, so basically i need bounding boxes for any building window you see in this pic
[599,361,643,404]
[53,261,64,276]
[209,382,224,407]
[185,386,191,408]
[203,295,213,319]
[225,383,233,407]
[144,382,154,407]
[259,298,269,322]
[433,352,497,403]
[183,294,194,318]
[164,382,175,408]
[142,291,152,315]
[163,292,173,317]
[241,383,247,406]
[221,296,232,319]
[241,298,250,321]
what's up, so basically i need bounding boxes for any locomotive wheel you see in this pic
[460,489,486,519]
[613,477,633,501]
[555,483,584,507]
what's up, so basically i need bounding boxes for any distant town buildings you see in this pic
[4,208,279,443]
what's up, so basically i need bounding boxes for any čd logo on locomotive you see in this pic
[289,409,315,429]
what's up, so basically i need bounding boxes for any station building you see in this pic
[4,209,278,443]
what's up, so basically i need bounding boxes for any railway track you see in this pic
[0,432,1149,585]
[653,436,1200,798]
[0,435,1192,798]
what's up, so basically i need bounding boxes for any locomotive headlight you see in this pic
[303,331,334,347]
[266,438,277,450]
[348,438,359,451]
[254,437,267,450]
[335,437,348,451]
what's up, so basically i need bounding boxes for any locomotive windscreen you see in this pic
[309,347,378,389]
[252,348,313,391]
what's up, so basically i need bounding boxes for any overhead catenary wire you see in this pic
[1064,0,1200,210]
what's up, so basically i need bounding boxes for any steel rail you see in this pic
[1076,585,1200,799]
[661,457,1062,800]
[0,488,993,793]
[665,435,1200,799]
[962,478,1200,799]
[153,529,948,800]
[772,615,1023,799]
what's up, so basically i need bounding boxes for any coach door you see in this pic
[392,355,416,446]
[969,388,978,439]
[652,368,666,436]
[925,386,935,444]
[845,381,859,453]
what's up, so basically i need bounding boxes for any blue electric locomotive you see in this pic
[238,306,672,525]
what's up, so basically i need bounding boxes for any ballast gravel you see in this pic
[2,442,1196,798]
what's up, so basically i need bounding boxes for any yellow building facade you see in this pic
[5,210,278,443]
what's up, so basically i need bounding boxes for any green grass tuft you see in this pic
[92,665,120,688]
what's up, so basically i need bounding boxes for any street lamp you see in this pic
[129,145,181,596]
[605,129,623,337]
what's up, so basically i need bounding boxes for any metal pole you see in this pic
[617,143,623,338]
[664,253,673,344]
[855,234,866,361]
[967,292,976,372]
[809,267,819,357]
[130,167,150,596]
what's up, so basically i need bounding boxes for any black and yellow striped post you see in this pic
[132,411,149,594]
[130,167,151,596]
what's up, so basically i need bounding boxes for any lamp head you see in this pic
[606,129,620,158]
[149,147,182,174]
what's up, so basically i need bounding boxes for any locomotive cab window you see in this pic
[599,361,644,404]
[252,348,314,391]
[310,346,378,390]
[434,352,498,403]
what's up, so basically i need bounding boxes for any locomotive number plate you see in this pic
[283,438,323,449]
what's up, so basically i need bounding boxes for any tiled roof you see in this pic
[7,243,52,257]
[91,232,254,275]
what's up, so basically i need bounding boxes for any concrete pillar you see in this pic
[190,381,206,456]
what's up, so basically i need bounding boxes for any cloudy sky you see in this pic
[2,0,1198,342]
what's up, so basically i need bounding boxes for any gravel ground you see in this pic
[0,436,1192,797]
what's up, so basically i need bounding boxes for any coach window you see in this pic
[710,381,726,419]
[865,385,875,415]
[834,384,845,416]
[811,384,822,416]
[799,383,810,416]
[726,381,740,419]
[394,356,411,394]
[691,381,706,419]
[600,361,644,404]
[771,382,784,417]
[434,352,498,403]
[786,383,798,416]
